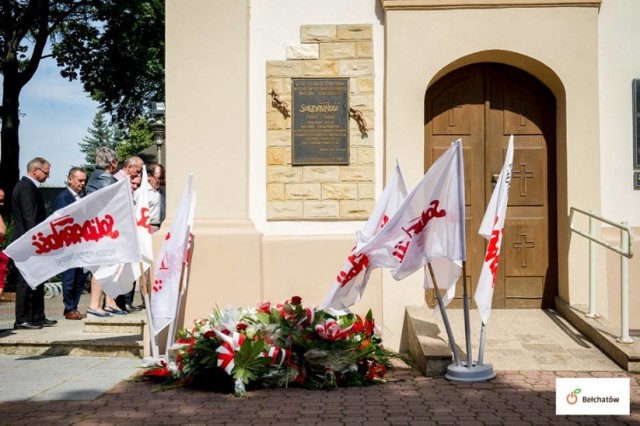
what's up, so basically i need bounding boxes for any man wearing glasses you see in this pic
[11,157,57,329]
[147,163,166,233]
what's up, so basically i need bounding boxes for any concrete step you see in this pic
[403,305,629,376]
[0,311,147,359]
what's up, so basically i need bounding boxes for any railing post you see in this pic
[586,211,599,318]
[617,223,633,343]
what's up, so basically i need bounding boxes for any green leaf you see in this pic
[232,339,271,385]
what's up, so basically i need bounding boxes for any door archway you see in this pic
[424,63,557,309]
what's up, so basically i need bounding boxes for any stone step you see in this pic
[0,331,143,358]
[83,317,145,335]
[0,311,147,359]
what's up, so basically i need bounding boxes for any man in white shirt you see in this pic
[147,163,166,233]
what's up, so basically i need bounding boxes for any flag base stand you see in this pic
[445,362,496,382]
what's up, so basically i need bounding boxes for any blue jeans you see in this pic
[61,268,88,314]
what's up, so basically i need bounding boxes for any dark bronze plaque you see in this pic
[292,78,349,165]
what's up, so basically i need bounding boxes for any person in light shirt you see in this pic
[147,163,166,233]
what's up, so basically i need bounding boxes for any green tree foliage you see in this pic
[79,110,118,174]
[115,117,153,161]
[0,0,164,203]
[80,113,153,173]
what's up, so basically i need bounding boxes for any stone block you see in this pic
[354,78,374,94]
[285,183,321,200]
[267,184,285,201]
[304,201,340,219]
[267,130,291,147]
[267,111,287,130]
[267,78,286,95]
[358,183,375,199]
[303,166,340,182]
[320,42,356,60]
[287,43,319,60]
[349,94,374,112]
[303,60,339,77]
[267,147,286,165]
[356,41,373,58]
[267,201,303,220]
[340,200,374,219]
[357,147,375,165]
[267,166,302,183]
[266,60,303,77]
[322,183,358,200]
[300,25,337,42]
[350,129,374,146]
[340,166,375,182]
[337,24,373,41]
[339,60,374,77]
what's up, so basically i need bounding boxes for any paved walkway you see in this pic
[0,296,638,423]
[0,359,638,424]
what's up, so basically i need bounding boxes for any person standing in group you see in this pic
[11,158,56,329]
[113,156,144,312]
[0,188,8,301]
[85,147,123,317]
[53,167,89,320]
[147,163,166,233]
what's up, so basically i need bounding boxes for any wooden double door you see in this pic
[424,63,557,309]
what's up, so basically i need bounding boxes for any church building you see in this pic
[163,0,639,352]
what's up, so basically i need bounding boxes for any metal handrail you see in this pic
[569,207,635,343]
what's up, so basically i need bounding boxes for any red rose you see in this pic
[203,330,215,339]
[257,301,271,314]
[236,323,248,332]
[291,295,302,306]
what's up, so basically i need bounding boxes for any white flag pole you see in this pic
[427,264,461,366]
[140,261,160,362]
[478,322,488,365]
[461,261,473,367]
[165,259,188,354]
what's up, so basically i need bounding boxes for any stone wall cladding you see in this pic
[266,24,374,221]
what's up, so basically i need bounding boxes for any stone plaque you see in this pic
[291,78,349,165]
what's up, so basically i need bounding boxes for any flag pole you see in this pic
[139,261,160,363]
[461,261,473,367]
[478,321,488,365]
[165,260,188,355]
[427,264,461,366]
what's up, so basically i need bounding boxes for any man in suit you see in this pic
[11,157,56,329]
[53,167,88,320]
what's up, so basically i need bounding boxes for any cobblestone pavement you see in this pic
[1,361,638,425]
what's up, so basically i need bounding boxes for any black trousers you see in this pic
[15,271,45,324]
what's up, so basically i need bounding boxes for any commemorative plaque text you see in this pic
[292,78,349,165]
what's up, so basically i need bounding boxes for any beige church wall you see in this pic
[164,0,389,346]
[165,0,264,326]
[380,1,602,349]
[249,1,391,343]
[597,1,640,326]
[598,0,640,226]
[261,236,383,317]
[602,226,640,331]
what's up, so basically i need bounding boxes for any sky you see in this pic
[2,56,99,187]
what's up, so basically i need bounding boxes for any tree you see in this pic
[79,112,153,174]
[0,1,164,203]
[79,110,118,175]
[115,117,153,161]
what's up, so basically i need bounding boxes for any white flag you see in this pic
[474,135,514,324]
[5,179,140,289]
[355,140,466,303]
[151,175,195,336]
[134,166,154,263]
[90,167,155,298]
[322,162,408,313]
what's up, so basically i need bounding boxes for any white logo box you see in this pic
[556,378,630,415]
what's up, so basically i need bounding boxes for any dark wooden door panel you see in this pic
[424,63,556,309]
